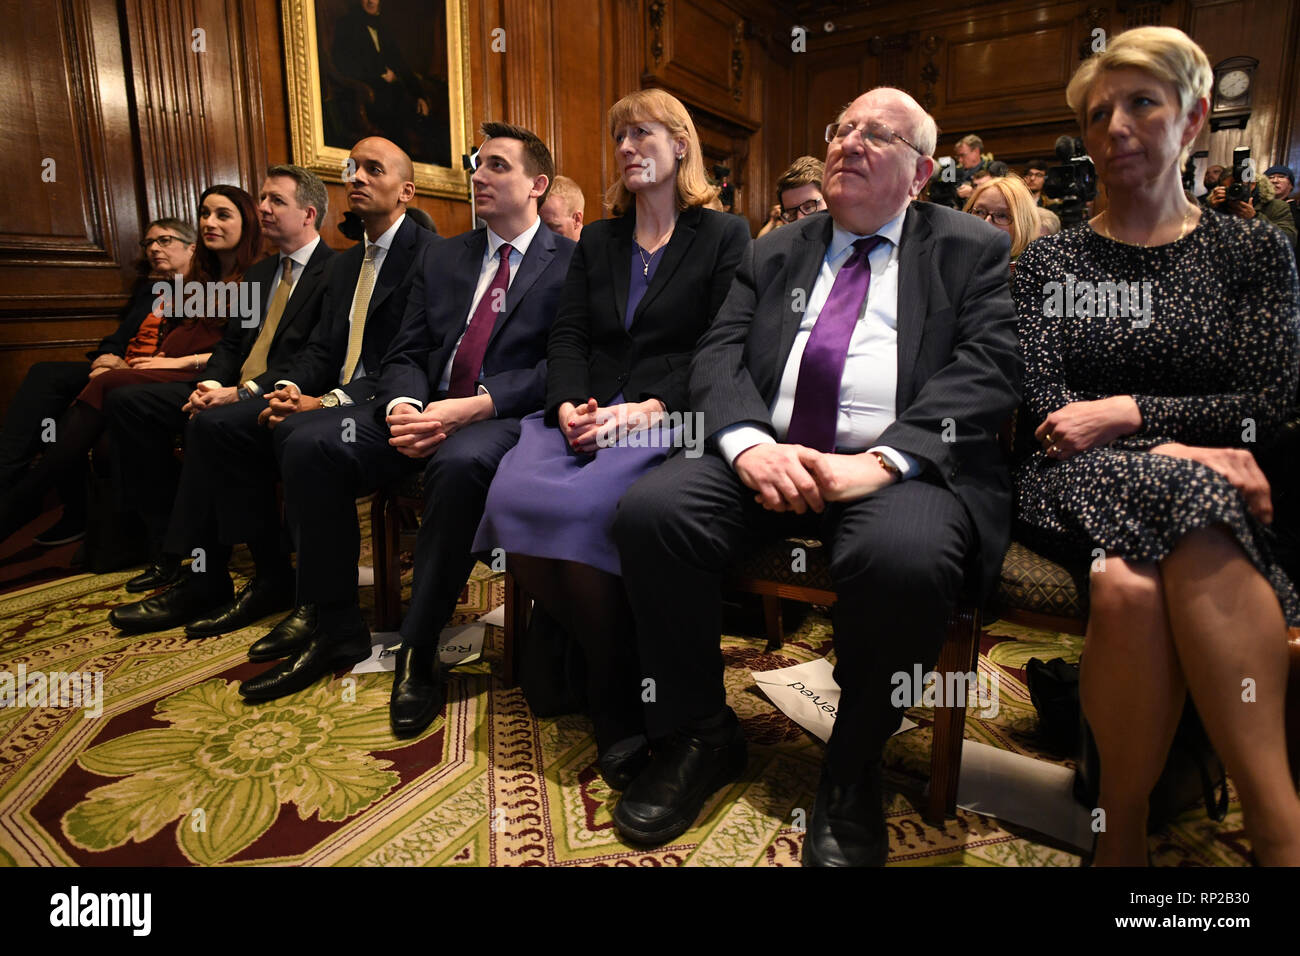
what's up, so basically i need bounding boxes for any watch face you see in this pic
[1218,69,1250,99]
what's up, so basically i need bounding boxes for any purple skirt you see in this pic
[473,408,675,575]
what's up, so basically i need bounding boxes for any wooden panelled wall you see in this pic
[3,0,1298,415]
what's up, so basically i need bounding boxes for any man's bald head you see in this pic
[824,87,937,234]
[347,137,417,236]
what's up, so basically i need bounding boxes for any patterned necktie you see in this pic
[785,235,888,452]
[342,243,380,383]
[239,256,294,382]
[448,243,513,398]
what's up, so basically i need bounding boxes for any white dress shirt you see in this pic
[714,210,919,479]
[387,215,542,415]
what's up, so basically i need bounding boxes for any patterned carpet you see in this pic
[0,513,1253,866]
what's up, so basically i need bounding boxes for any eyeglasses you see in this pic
[139,235,187,250]
[970,206,1012,226]
[779,199,823,223]
[825,119,923,156]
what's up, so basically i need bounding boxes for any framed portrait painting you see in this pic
[282,0,473,199]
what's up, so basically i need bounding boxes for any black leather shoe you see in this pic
[125,557,182,594]
[598,736,651,791]
[800,762,888,867]
[239,628,371,703]
[108,574,233,634]
[611,711,746,846]
[183,575,293,639]
[389,644,445,738]
[247,605,317,662]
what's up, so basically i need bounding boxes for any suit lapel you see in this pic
[443,229,486,339]
[631,206,701,327]
[270,241,331,349]
[365,216,417,319]
[894,204,931,408]
[777,214,834,377]
[488,224,556,348]
[606,212,634,328]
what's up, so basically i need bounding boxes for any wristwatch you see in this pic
[871,451,902,480]
[319,392,341,408]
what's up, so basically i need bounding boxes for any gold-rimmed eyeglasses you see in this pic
[825,119,924,156]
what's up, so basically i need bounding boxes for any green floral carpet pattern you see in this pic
[0,523,1251,866]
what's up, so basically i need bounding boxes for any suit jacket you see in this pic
[203,239,336,390]
[375,222,576,418]
[284,215,438,401]
[545,205,750,422]
[690,203,1023,597]
[90,277,156,360]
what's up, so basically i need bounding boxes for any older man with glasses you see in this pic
[611,87,1022,865]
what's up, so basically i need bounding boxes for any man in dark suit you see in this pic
[238,123,576,733]
[108,139,434,636]
[610,88,1022,864]
[105,166,336,591]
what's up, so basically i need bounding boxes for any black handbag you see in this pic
[518,605,587,719]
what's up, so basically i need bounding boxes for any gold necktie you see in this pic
[342,243,380,383]
[239,257,294,382]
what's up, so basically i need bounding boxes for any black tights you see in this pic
[0,401,100,540]
[507,554,645,752]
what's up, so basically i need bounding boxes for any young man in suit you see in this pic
[611,88,1022,864]
[238,123,577,734]
[105,166,336,590]
[108,139,435,636]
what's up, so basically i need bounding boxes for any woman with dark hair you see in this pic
[1012,27,1300,865]
[0,186,262,546]
[473,89,750,788]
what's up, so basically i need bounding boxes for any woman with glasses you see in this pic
[963,176,1041,271]
[1012,27,1300,865]
[0,187,262,547]
[474,89,750,789]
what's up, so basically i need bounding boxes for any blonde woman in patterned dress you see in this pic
[1012,27,1300,866]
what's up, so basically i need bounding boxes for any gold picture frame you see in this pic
[282,0,473,199]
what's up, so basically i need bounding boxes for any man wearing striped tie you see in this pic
[108,139,433,637]
[610,88,1023,864]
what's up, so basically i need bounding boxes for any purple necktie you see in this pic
[785,235,888,452]
[448,243,513,398]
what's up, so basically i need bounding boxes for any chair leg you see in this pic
[762,594,784,651]
[926,603,982,825]
[370,491,394,631]
[379,494,404,631]
[502,565,530,688]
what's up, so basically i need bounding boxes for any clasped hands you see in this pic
[735,442,897,513]
[558,397,664,455]
[1037,395,1272,523]
[257,383,322,428]
[387,393,495,459]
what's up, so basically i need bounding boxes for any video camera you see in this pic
[1042,135,1097,229]
[1226,147,1253,203]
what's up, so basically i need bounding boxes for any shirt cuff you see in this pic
[241,380,263,397]
[199,379,222,389]
[715,423,776,469]
[273,379,299,392]
[476,384,495,416]
[331,388,353,406]
[867,445,921,480]
[386,396,423,416]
